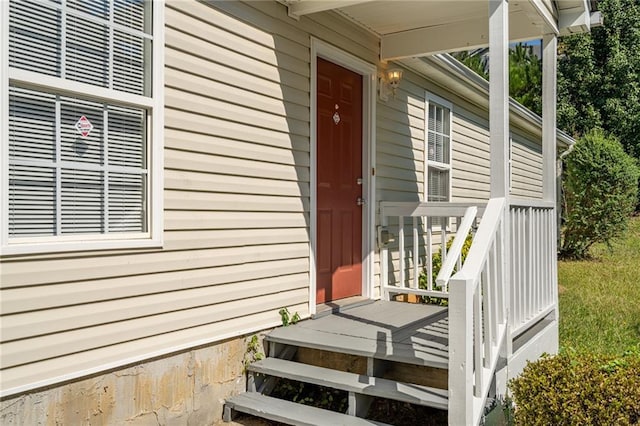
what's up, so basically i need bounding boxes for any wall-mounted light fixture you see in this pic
[379,68,403,101]
[377,225,396,248]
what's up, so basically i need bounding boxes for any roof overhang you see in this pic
[283,0,595,60]
[557,0,602,36]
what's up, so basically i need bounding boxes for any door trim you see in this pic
[309,38,377,315]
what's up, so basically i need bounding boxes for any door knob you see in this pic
[357,197,366,206]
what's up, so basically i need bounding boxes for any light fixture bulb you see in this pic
[387,69,403,88]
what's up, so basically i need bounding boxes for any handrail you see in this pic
[435,206,477,289]
[379,201,483,300]
[380,201,486,218]
[508,198,555,209]
[457,198,504,276]
[448,197,507,426]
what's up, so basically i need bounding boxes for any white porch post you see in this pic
[489,0,509,200]
[542,34,558,203]
[542,33,560,353]
[488,0,512,392]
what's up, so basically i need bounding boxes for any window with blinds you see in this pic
[425,95,452,204]
[3,0,159,251]
[9,0,150,95]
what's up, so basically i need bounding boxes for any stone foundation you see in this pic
[0,334,264,425]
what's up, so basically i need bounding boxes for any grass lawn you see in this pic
[558,216,640,355]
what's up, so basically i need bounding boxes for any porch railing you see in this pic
[379,202,484,301]
[509,200,557,337]
[448,197,508,426]
[379,197,557,426]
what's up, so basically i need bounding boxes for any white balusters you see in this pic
[509,200,557,337]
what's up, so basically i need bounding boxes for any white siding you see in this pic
[511,131,544,199]
[375,78,426,203]
[0,0,379,394]
[452,108,491,202]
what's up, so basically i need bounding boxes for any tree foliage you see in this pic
[557,0,640,157]
[452,50,489,80]
[561,129,639,259]
[509,44,542,115]
[454,43,542,115]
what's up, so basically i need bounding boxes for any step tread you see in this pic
[266,325,449,369]
[249,357,448,410]
[225,392,390,426]
[266,301,449,369]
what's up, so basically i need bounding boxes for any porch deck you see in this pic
[267,300,449,370]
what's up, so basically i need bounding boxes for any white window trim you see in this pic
[424,92,453,203]
[0,0,164,256]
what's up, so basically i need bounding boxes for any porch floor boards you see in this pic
[267,300,450,370]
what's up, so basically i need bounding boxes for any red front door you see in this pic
[316,57,363,304]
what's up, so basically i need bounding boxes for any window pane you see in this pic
[435,106,443,133]
[442,108,451,135]
[109,173,145,232]
[60,97,104,165]
[114,0,149,33]
[428,104,436,131]
[61,169,104,234]
[66,15,109,87]
[9,0,61,76]
[428,169,450,202]
[108,106,145,167]
[9,165,56,237]
[427,131,435,162]
[67,0,109,19]
[113,30,147,95]
[9,88,56,161]
[442,135,450,164]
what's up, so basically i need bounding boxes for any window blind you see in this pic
[9,0,150,95]
[427,104,451,165]
[8,86,147,237]
[426,98,452,216]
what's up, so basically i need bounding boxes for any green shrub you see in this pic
[561,128,639,259]
[510,348,640,425]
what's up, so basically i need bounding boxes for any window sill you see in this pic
[0,235,163,257]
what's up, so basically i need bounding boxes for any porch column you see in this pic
[489,0,509,199]
[542,34,558,203]
[542,33,560,355]
[488,0,512,392]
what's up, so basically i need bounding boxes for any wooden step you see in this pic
[266,324,449,369]
[249,357,448,410]
[266,301,449,369]
[224,392,390,426]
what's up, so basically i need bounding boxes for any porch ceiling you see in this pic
[284,0,592,59]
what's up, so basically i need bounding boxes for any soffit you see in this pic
[283,0,589,59]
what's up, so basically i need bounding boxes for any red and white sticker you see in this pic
[75,115,93,138]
